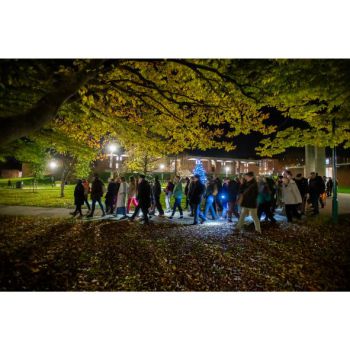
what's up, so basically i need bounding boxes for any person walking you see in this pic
[129,175,151,224]
[282,176,302,222]
[184,177,190,210]
[227,177,240,222]
[265,176,277,213]
[189,174,206,225]
[116,176,129,218]
[326,177,333,197]
[235,172,261,233]
[82,179,91,212]
[153,175,164,216]
[187,176,195,216]
[294,173,308,215]
[87,174,106,218]
[127,176,138,214]
[308,172,324,215]
[204,177,218,220]
[164,180,174,213]
[220,178,229,219]
[169,175,183,219]
[70,179,85,218]
[214,177,223,213]
[257,179,276,223]
[105,178,118,214]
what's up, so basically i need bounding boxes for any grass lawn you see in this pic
[0,185,186,210]
[338,186,350,194]
[0,186,75,208]
[0,214,349,291]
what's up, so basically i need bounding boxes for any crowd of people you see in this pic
[71,171,334,232]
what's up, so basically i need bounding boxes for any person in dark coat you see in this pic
[326,177,333,197]
[235,172,261,233]
[265,176,277,212]
[70,179,85,217]
[153,175,164,216]
[220,178,229,219]
[105,178,118,214]
[308,172,325,215]
[294,173,308,215]
[187,176,195,216]
[130,175,152,224]
[227,177,240,222]
[257,180,276,223]
[214,177,223,213]
[189,174,206,225]
[204,177,218,220]
[184,177,190,210]
[87,174,106,218]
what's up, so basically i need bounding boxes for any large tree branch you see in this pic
[0,60,106,147]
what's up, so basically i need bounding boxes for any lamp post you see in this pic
[332,119,338,224]
[160,164,165,181]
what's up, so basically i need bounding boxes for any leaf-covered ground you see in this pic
[0,215,349,291]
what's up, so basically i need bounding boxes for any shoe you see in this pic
[101,213,106,217]
[69,212,76,216]
[168,216,174,219]
[191,222,198,225]
[86,214,93,218]
[178,216,183,219]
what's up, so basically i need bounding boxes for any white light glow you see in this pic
[108,144,117,153]
[49,161,57,169]
[159,164,165,170]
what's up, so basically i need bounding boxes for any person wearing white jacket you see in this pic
[282,177,302,222]
[116,176,129,219]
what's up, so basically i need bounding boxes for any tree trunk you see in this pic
[60,170,66,198]
[0,60,105,147]
[143,154,148,174]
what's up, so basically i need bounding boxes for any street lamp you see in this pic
[107,143,118,178]
[160,164,165,181]
[225,166,230,177]
[49,160,58,169]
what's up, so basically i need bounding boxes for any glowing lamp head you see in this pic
[159,164,165,170]
[225,166,230,172]
[108,144,117,153]
[49,161,57,169]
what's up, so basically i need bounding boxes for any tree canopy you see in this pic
[1,59,349,164]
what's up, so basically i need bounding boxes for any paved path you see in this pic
[0,194,348,222]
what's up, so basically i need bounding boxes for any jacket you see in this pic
[227,180,240,202]
[294,177,308,197]
[74,182,85,205]
[153,180,162,197]
[189,181,206,205]
[105,181,118,206]
[282,179,302,205]
[137,179,151,207]
[309,176,325,195]
[239,178,259,209]
[91,178,105,200]
[128,182,137,197]
[116,182,129,208]
[173,182,183,198]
